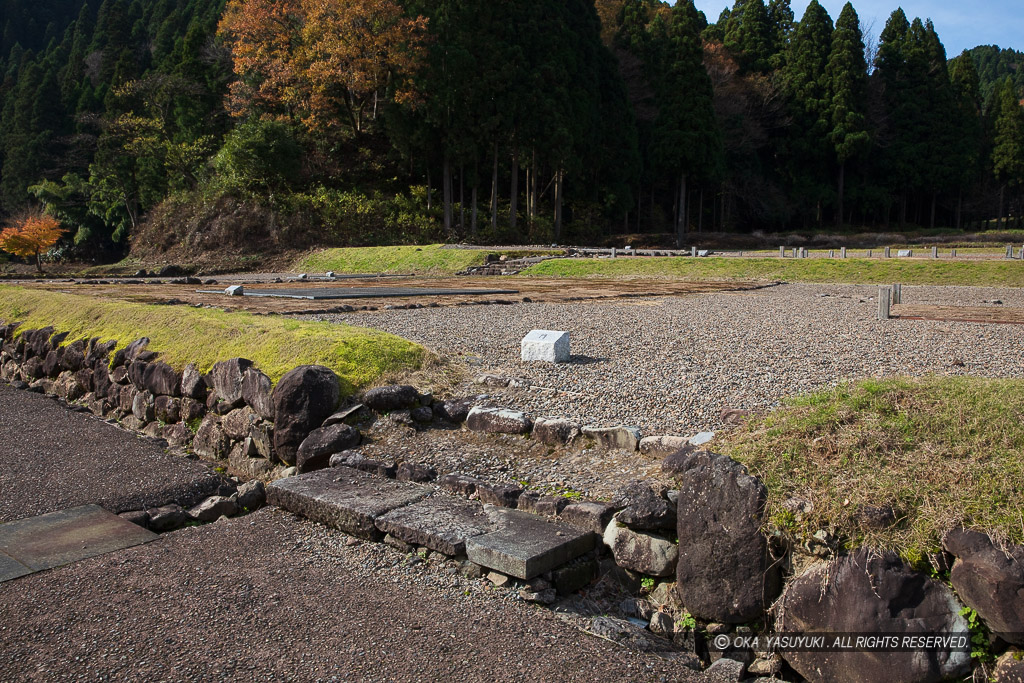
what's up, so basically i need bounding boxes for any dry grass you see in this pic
[715,376,1024,563]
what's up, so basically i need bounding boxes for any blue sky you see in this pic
[690,1,1024,56]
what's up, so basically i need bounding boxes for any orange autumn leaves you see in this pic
[218,0,428,136]
[0,214,66,273]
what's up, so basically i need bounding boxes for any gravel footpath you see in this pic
[0,383,221,521]
[0,508,704,682]
[316,283,1024,436]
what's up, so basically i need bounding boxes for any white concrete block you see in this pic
[521,330,570,363]
[225,285,244,296]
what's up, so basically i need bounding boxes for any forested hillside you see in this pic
[1,0,1023,263]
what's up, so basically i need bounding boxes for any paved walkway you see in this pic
[0,383,220,521]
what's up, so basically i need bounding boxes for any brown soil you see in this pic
[894,304,1024,325]
[13,276,765,316]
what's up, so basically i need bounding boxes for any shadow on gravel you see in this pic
[567,355,608,365]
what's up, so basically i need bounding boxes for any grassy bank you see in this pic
[715,377,1024,561]
[0,286,423,393]
[296,244,556,276]
[520,256,1024,287]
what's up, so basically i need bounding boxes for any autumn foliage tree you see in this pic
[0,213,67,273]
[218,0,429,137]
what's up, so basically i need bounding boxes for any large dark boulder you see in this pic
[363,384,419,412]
[944,528,1024,645]
[143,361,181,397]
[85,339,117,367]
[42,349,62,378]
[296,423,361,473]
[674,450,780,623]
[60,340,86,371]
[27,326,54,357]
[92,362,112,399]
[181,363,208,401]
[777,549,972,683]
[271,365,339,466]
[241,367,274,420]
[127,361,148,390]
[610,480,675,531]
[209,358,253,408]
[112,337,150,368]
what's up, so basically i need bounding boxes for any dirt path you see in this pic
[0,384,220,521]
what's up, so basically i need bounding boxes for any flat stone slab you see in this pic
[0,505,157,579]
[0,552,31,582]
[466,508,596,580]
[197,287,519,300]
[375,496,493,556]
[267,468,431,540]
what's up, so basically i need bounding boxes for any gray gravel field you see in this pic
[317,283,1024,436]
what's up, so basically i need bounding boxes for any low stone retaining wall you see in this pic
[2,320,1021,681]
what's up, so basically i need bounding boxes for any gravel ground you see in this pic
[316,283,1024,436]
[0,383,221,521]
[0,508,705,682]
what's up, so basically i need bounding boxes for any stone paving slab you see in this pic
[375,495,493,556]
[466,508,596,580]
[0,505,157,579]
[197,286,519,300]
[0,551,31,582]
[267,468,431,540]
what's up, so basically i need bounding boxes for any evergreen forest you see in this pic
[1,0,1023,260]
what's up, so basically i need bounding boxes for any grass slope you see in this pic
[716,376,1024,562]
[521,256,1024,287]
[0,286,423,393]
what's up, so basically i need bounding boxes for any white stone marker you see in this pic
[521,330,570,363]
[892,283,902,304]
[780,246,786,258]
[884,247,891,258]
[931,247,938,259]
[840,247,847,258]
[225,285,244,296]
[897,249,912,258]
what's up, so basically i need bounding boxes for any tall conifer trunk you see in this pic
[443,156,452,236]
[459,164,465,233]
[490,143,499,230]
[676,173,687,247]
[836,162,846,227]
[509,149,519,230]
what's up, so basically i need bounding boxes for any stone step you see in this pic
[266,468,431,540]
[268,467,596,580]
[375,496,492,556]
[467,507,595,580]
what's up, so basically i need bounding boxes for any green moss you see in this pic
[296,244,556,275]
[0,285,423,394]
[716,376,1024,559]
[520,256,1024,287]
